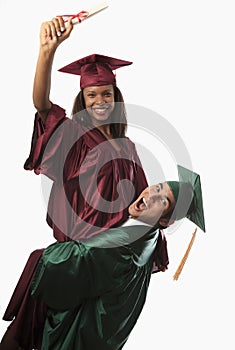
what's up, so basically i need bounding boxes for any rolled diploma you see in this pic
[71,2,109,25]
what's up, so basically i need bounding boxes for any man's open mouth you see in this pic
[134,197,148,211]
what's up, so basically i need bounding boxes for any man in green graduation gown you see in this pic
[30,165,205,350]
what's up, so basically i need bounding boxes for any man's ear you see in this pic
[159,218,175,227]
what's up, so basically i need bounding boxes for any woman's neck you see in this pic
[95,124,112,139]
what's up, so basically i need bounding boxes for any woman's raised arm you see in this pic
[33,17,73,121]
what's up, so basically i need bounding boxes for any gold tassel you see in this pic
[173,227,197,281]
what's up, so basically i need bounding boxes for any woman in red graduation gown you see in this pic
[0,17,148,349]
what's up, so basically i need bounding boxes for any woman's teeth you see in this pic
[93,107,109,115]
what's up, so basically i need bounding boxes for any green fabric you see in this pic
[177,165,206,232]
[166,181,180,202]
[31,226,159,350]
[167,165,206,232]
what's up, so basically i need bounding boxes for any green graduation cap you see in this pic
[167,165,206,232]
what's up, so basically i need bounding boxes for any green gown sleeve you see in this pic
[31,226,159,310]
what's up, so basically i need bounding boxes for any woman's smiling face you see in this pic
[128,183,176,226]
[83,85,115,126]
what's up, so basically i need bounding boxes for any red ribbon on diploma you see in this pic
[57,3,108,24]
[58,11,89,23]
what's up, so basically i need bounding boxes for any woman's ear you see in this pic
[159,218,175,227]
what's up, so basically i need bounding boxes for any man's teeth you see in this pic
[143,197,148,208]
[135,197,148,211]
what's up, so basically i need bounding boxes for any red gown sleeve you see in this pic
[24,104,68,181]
[152,230,169,273]
[131,143,148,197]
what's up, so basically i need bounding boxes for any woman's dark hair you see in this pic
[71,86,127,138]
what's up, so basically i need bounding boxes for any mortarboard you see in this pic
[167,165,206,232]
[166,165,206,280]
[58,53,133,89]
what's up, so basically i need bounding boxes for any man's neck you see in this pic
[121,216,153,227]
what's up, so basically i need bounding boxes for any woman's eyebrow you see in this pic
[103,89,113,93]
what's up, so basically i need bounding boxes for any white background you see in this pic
[0,0,234,349]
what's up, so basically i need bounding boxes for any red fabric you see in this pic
[24,104,148,242]
[2,103,166,348]
[152,230,169,273]
[3,249,47,349]
[58,54,132,88]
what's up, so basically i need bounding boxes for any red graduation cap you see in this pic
[58,53,133,89]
